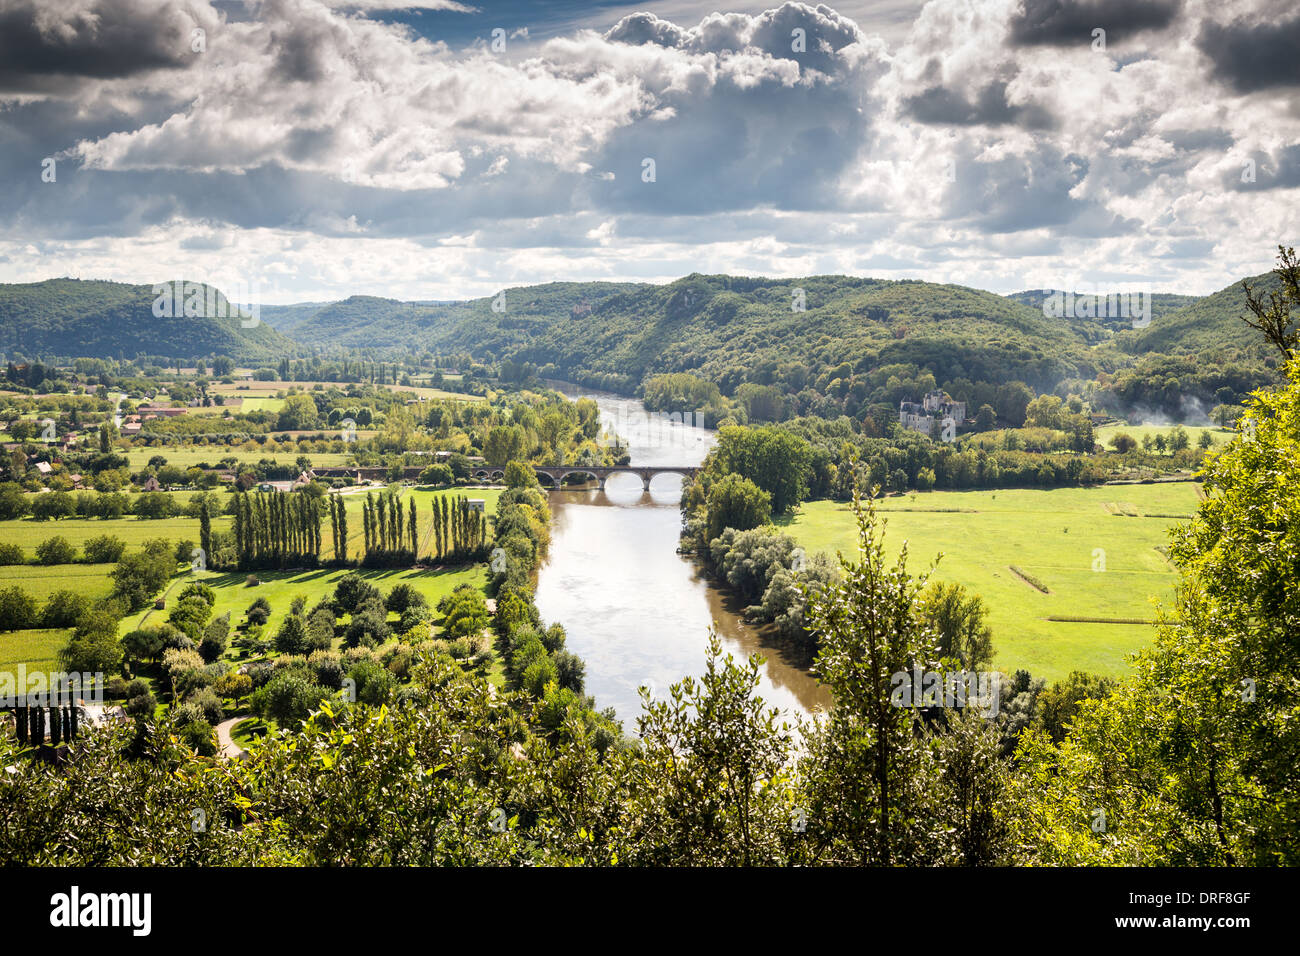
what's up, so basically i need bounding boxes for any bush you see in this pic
[0,586,38,631]
[41,590,89,629]
[346,658,396,706]
[249,670,328,728]
[124,689,157,720]
[185,686,224,724]
[83,534,127,564]
[214,671,253,700]
[0,543,24,565]
[246,597,271,626]
[35,536,77,565]
[384,583,427,615]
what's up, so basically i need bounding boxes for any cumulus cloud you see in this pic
[0,0,1296,301]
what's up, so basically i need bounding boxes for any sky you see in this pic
[0,0,1297,304]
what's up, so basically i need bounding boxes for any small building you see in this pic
[34,461,52,475]
[141,476,161,492]
[467,499,485,512]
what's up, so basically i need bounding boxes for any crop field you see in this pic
[0,513,232,553]
[0,627,72,684]
[0,563,117,602]
[780,482,1203,683]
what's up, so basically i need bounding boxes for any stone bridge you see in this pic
[518,465,699,491]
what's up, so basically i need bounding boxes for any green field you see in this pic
[0,514,232,553]
[0,563,116,601]
[1094,422,1233,448]
[0,627,71,682]
[780,483,1202,683]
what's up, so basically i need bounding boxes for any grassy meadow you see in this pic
[779,482,1202,683]
[1094,422,1233,448]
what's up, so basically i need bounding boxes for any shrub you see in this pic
[246,597,271,626]
[41,590,89,629]
[0,543,24,565]
[35,536,77,565]
[185,686,224,724]
[0,586,38,631]
[83,534,127,564]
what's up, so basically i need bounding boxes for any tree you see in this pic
[1010,289,1300,865]
[198,613,230,663]
[626,632,795,866]
[1109,432,1137,454]
[798,484,944,865]
[275,614,308,655]
[704,473,771,542]
[0,482,29,520]
[111,540,176,611]
[712,426,812,514]
[922,581,994,670]
[60,608,124,675]
[83,534,126,563]
[0,586,37,631]
[35,536,76,566]
[1240,244,1300,360]
[974,404,996,431]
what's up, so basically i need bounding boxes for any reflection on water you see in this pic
[535,387,832,730]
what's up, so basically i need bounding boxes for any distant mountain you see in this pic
[1122,271,1282,356]
[0,278,296,363]
[278,276,1103,393]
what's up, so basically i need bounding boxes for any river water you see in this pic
[534,387,833,731]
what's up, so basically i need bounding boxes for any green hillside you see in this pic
[1121,271,1280,357]
[282,275,1103,394]
[0,278,296,363]
[1006,289,1201,342]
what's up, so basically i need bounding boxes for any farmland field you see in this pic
[1094,422,1233,448]
[0,514,232,553]
[0,627,72,684]
[0,563,116,602]
[780,482,1202,683]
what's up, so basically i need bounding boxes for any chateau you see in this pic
[899,390,967,438]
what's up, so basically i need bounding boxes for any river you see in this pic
[534,386,833,731]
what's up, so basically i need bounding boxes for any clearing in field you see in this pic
[780,483,1201,683]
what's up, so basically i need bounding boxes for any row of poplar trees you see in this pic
[431,495,488,563]
[232,490,323,570]
[360,489,418,567]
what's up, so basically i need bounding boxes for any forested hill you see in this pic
[1005,289,1201,342]
[0,278,296,363]
[277,276,1107,394]
[1120,270,1283,357]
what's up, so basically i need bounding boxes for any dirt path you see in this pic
[216,716,250,761]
